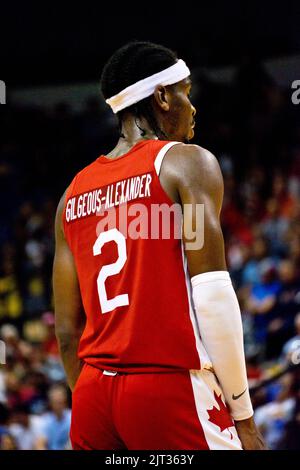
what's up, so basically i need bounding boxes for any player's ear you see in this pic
[153,85,170,111]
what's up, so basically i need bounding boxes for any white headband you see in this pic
[106,59,190,114]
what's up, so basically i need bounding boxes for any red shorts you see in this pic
[70,363,242,450]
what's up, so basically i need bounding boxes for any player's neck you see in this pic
[106,115,159,159]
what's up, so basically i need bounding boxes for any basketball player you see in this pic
[53,41,266,450]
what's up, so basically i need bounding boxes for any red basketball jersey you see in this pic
[63,139,212,372]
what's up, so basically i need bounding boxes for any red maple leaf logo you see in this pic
[207,391,235,439]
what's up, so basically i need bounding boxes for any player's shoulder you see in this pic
[167,142,219,170]
[165,142,222,184]
[55,158,100,230]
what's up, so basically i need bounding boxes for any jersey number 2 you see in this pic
[93,228,129,314]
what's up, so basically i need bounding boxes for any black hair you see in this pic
[100,41,178,138]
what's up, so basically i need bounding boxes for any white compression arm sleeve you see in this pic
[191,271,253,421]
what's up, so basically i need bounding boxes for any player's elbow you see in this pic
[56,330,72,351]
[55,323,79,352]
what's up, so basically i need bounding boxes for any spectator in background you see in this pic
[281,312,300,366]
[0,255,23,323]
[271,173,297,219]
[0,403,18,450]
[0,324,23,362]
[245,262,281,357]
[241,236,273,286]
[35,384,71,450]
[8,403,44,450]
[41,312,59,358]
[266,261,300,359]
[287,234,300,271]
[39,312,65,384]
[278,371,300,450]
[254,373,296,449]
[260,198,289,257]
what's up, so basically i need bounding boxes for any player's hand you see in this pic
[234,416,268,450]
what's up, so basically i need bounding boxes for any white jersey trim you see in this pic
[154,141,181,175]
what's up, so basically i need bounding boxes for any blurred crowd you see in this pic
[0,56,300,450]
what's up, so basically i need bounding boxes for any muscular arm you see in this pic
[53,193,85,391]
[160,144,266,449]
[160,143,226,274]
[177,146,226,275]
